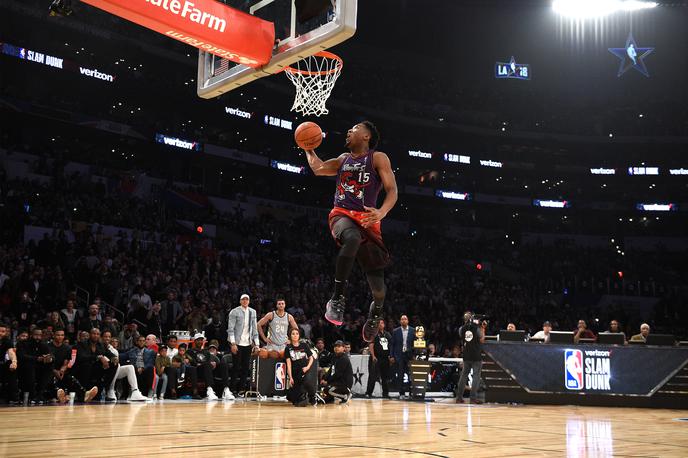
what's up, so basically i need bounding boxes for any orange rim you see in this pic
[283,51,343,76]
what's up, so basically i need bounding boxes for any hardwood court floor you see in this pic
[0,399,687,457]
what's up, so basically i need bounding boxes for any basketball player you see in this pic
[303,121,398,343]
[257,297,298,358]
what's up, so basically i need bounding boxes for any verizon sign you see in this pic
[155,133,202,151]
[79,67,115,82]
[81,0,274,67]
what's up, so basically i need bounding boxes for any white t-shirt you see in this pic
[531,330,550,342]
[239,307,250,346]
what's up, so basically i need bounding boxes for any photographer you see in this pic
[455,312,485,404]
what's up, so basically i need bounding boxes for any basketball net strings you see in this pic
[286,55,342,117]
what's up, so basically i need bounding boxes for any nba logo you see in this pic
[564,349,584,390]
[275,362,286,391]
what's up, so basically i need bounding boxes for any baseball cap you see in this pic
[208,340,219,349]
[240,294,250,300]
[193,332,205,340]
[543,321,552,327]
[334,340,345,347]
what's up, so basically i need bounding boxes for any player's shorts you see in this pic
[328,207,390,273]
[265,344,285,359]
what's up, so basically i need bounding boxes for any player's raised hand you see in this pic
[362,206,386,227]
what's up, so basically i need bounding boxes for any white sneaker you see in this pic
[206,387,218,401]
[128,389,148,402]
[222,387,235,401]
[106,389,117,401]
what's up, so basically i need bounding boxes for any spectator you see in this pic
[531,321,552,343]
[79,304,102,332]
[102,330,148,402]
[145,334,159,353]
[153,345,170,400]
[129,286,152,312]
[285,328,315,407]
[227,294,259,394]
[427,343,437,358]
[119,335,156,398]
[73,328,114,402]
[321,340,353,404]
[187,334,233,401]
[48,328,71,400]
[390,315,414,399]
[160,291,182,334]
[0,323,19,404]
[16,328,53,404]
[506,323,517,331]
[167,343,201,400]
[455,312,485,404]
[366,320,391,399]
[166,335,179,359]
[631,323,651,343]
[59,300,78,339]
[573,320,596,343]
[146,302,164,341]
[119,323,140,351]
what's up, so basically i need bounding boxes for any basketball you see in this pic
[294,121,323,150]
[258,348,269,359]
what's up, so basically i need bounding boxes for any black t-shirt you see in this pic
[285,342,312,372]
[49,342,72,370]
[318,349,332,368]
[459,322,482,362]
[0,337,13,363]
[373,331,392,358]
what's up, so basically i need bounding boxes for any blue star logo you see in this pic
[608,33,654,78]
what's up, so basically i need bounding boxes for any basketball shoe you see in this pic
[325,295,346,326]
[362,301,383,343]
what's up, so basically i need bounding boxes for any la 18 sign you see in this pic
[495,56,530,80]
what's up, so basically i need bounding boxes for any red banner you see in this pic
[81,0,275,67]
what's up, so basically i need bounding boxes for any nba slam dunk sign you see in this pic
[565,349,611,391]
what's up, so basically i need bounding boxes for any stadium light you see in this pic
[553,0,657,19]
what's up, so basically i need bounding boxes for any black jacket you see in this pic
[326,353,353,388]
[16,338,51,364]
[74,340,110,368]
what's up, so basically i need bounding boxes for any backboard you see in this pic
[197,0,357,99]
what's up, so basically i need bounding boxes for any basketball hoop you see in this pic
[284,51,343,117]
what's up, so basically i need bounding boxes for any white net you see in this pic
[285,52,343,117]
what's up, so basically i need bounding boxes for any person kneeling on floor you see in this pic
[285,328,315,407]
[321,340,353,404]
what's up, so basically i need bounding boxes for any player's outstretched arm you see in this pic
[304,150,346,176]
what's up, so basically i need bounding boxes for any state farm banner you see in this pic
[484,342,688,396]
[81,0,274,66]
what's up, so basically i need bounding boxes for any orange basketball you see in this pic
[258,348,269,359]
[294,121,323,150]
[267,350,283,360]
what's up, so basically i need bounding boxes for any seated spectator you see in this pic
[77,330,89,344]
[0,323,19,404]
[73,328,115,402]
[153,345,169,400]
[427,343,437,358]
[16,328,53,404]
[531,321,552,343]
[50,328,98,404]
[573,320,596,343]
[119,323,140,351]
[101,312,121,337]
[321,340,352,404]
[119,335,156,398]
[145,334,159,353]
[102,330,147,402]
[187,334,233,401]
[285,328,315,407]
[600,319,627,343]
[166,335,179,359]
[166,343,200,400]
[506,323,517,331]
[631,323,651,343]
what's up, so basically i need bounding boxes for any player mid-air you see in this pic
[301,121,397,343]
